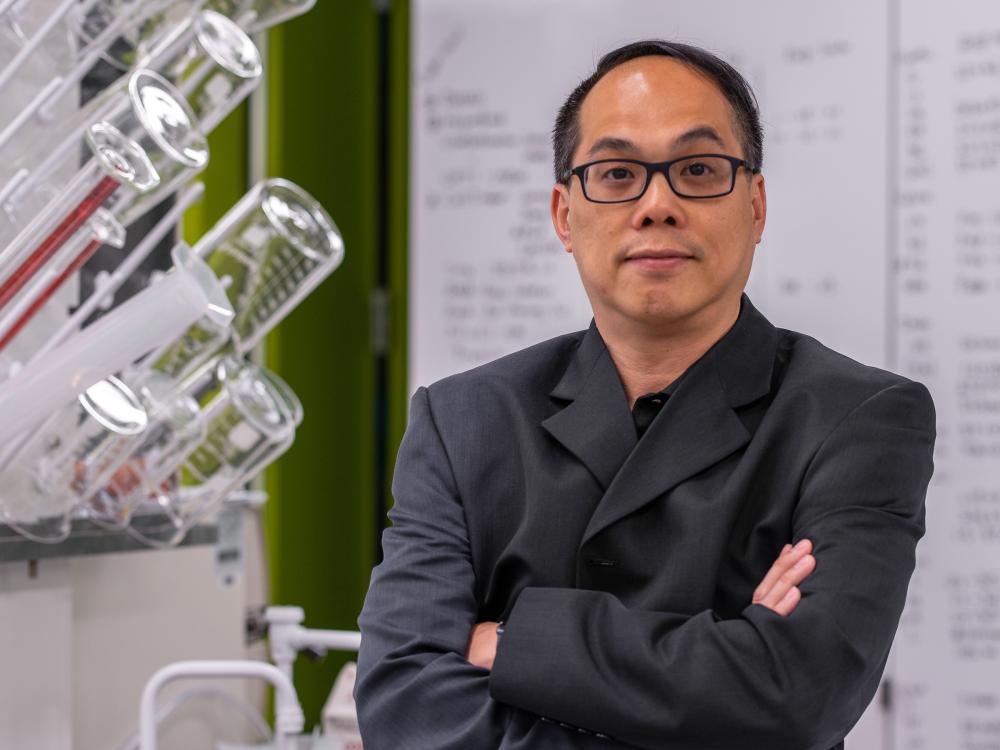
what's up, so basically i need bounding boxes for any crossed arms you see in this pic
[356,382,935,749]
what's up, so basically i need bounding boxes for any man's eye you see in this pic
[683,162,713,177]
[602,167,634,181]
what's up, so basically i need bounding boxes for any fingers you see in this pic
[751,539,811,602]
[771,585,801,617]
[751,539,816,617]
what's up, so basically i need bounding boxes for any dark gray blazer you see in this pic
[356,295,936,750]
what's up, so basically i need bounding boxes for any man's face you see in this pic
[552,56,766,332]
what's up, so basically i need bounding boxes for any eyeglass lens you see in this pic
[583,157,736,201]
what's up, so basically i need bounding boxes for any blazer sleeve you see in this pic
[355,387,619,749]
[489,380,936,750]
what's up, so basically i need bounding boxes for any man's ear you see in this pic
[751,173,767,245]
[551,183,573,253]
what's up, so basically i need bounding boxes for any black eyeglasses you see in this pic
[564,154,758,203]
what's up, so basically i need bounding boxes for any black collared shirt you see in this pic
[631,380,678,439]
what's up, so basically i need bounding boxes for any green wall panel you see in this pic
[263,1,380,729]
[388,0,410,504]
[182,103,249,243]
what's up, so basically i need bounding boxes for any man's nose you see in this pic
[634,170,684,228]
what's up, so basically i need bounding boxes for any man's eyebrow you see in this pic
[671,126,727,149]
[586,136,639,158]
[584,127,729,160]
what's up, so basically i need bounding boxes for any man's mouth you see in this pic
[624,249,696,269]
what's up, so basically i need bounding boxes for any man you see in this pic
[356,40,935,750]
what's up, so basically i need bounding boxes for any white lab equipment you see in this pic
[139,660,304,750]
[2,67,207,238]
[0,1,208,191]
[0,0,83,93]
[128,607,361,750]
[112,69,210,219]
[0,243,233,452]
[322,663,362,750]
[264,607,362,684]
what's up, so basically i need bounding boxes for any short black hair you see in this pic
[552,39,764,183]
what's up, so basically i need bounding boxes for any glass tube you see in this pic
[147,179,344,384]
[0,126,157,310]
[0,375,148,543]
[0,0,80,93]
[205,0,315,33]
[0,244,233,452]
[115,69,209,217]
[73,0,205,74]
[85,371,205,529]
[0,0,203,189]
[201,179,344,350]
[0,207,125,355]
[143,10,262,134]
[0,68,208,302]
[128,356,298,547]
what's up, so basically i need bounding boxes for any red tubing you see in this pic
[0,174,120,313]
[0,238,103,352]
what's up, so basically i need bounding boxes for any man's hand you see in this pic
[466,621,500,671]
[464,540,815,669]
[752,538,816,616]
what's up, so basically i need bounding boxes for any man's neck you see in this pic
[597,298,742,408]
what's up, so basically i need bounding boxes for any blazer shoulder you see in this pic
[423,329,586,414]
[775,327,934,426]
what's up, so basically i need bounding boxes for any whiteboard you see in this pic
[410,1,1000,748]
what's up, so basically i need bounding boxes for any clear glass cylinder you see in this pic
[0,67,206,267]
[74,0,205,74]
[129,356,298,547]
[148,179,344,383]
[114,69,209,215]
[0,375,148,542]
[205,0,315,33]
[86,371,205,528]
[0,125,157,282]
[144,10,262,134]
[198,178,345,351]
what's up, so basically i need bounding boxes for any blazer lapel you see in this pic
[581,295,780,545]
[541,321,637,490]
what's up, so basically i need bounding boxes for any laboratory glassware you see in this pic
[150,179,344,384]
[142,10,262,134]
[0,206,124,359]
[0,71,208,348]
[73,0,205,74]
[1,67,207,236]
[0,375,148,543]
[0,123,158,311]
[86,371,206,529]
[37,183,205,362]
[0,244,233,450]
[205,0,316,33]
[128,356,299,547]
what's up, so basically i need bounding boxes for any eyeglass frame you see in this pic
[562,153,760,203]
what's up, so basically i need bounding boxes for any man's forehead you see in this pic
[577,56,736,147]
